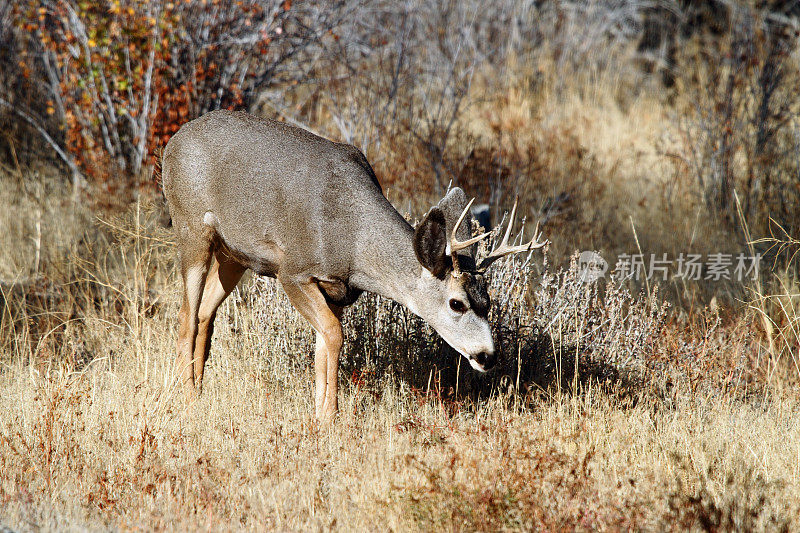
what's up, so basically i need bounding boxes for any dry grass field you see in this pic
[2,1,800,530]
[1,150,799,530]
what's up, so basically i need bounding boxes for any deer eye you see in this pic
[449,299,467,313]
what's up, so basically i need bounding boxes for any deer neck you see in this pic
[350,219,424,311]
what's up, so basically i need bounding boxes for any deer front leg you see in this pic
[314,331,327,416]
[320,304,343,417]
[315,313,342,419]
[280,279,343,422]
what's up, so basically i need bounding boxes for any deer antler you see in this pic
[449,198,491,277]
[478,197,547,271]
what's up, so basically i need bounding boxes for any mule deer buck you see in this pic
[162,110,546,421]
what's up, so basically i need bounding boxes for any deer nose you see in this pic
[474,350,497,370]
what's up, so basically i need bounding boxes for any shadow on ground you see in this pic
[338,297,642,409]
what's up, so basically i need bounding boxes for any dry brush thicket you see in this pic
[2,0,800,530]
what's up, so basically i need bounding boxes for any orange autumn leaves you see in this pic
[15,0,284,182]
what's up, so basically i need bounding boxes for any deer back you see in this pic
[162,110,410,286]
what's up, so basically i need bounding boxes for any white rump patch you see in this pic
[203,211,218,227]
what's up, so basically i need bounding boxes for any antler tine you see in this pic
[479,197,548,270]
[497,197,519,252]
[449,197,491,276]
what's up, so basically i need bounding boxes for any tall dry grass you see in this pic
[1,169,799,529]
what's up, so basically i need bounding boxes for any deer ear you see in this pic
[413,207,449,278]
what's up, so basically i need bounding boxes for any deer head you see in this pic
[410,189,547,371]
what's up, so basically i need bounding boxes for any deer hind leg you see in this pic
[193,252,246,392]
[177,240,213,402]
[280,279,343,421]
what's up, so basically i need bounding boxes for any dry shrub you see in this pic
[459,93,620,261]
[245,225,669,406]
[7,0,343,187]
[676,5,800,233]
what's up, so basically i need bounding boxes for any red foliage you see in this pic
[14,0,282,183]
